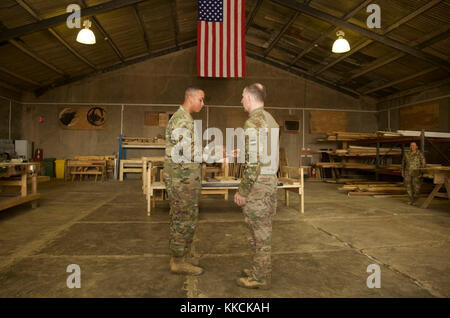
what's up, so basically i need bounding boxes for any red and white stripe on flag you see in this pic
[197,0,246,78]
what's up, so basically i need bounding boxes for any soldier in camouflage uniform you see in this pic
[402,142,426,205]
[234,83,279,289]
[164,86,205,276]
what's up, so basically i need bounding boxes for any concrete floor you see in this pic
[0,179,448,298]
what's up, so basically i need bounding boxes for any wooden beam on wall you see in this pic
[0,0,148,42]
[271,0,450,71]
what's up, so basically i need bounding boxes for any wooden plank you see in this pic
[0,193,40,212]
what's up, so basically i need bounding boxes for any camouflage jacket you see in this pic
[238,107,279,197]
[402,150,426,176]
[165,106,201,164]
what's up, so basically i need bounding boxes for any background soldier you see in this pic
[164,86,205,275]
[234,83,279,289]
[402,141,426,205]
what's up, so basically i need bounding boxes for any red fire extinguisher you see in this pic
[311,167,316,178]
[34,148,43,161]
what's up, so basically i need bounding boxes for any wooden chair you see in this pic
[119,159,143,181]
[280,166,304,210]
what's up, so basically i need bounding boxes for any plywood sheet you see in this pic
[309,110,347,134]
[145,112,160,126]
[400,101,439,130]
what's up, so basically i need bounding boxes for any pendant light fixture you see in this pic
[332,30,350,53]
[76,20,96,45]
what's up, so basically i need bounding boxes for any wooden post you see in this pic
[31,173,37,208]
[147,163,152,216]
[21,172,27,197]
[119,160,124,181]
[142,157,147,194]
[300,167,304,214]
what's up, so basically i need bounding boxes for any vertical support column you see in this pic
[9,100,12,140]
[376,142,380,181]
[31,171,37,208]
[300,167,304,214]
[421,130,425,154]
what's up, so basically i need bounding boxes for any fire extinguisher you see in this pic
[311,167,316,178]
[34,148,43,161]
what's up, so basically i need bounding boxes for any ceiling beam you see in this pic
[170,0,179,48]
[313,0,443,75]
[79,0,124,62]
[289,0,372,66]
[0,81,23,94]
[0,0,147,43]
[14,0,96,70]
[379,78,450,102]
[263,12,299,56]
[340,26,450,84]
[271,0,450,71]
[362,67,440,95]
[9,39,66,76]
[246,50,361,98]
[132,4,150,52]
[0,65,40,86]
[34,40,197,97]
[246,0,263,34]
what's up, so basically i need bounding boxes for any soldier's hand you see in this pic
[234,192,246,206]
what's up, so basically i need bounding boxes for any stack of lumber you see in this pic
[332,145,402,157]
[321,131,378,141]
[339,182,406,196]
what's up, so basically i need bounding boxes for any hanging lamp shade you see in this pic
[332,31,350,53]
[76,20,96,45]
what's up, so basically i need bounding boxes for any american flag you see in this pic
[197,0,246,78]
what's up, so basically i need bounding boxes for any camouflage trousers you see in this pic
[242,175,278,281]
[164,162,201,257]
[404,174,422,201]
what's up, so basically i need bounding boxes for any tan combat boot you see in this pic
[236,277,271,290]
[170,256,204,276]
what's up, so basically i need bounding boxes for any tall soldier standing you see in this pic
[234,83,279,289]
[402,141,426,205]
[164,86,205,275]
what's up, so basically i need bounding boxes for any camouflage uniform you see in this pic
[402,150,426,202]
[164,105,201,257]
[238,107,279,282]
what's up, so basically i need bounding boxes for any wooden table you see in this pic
[66,160,106,182]
[420,167,450,209]
[145,165,304,216]
[0,162,41,212]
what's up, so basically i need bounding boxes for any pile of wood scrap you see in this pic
[339,182,406,196]
[121,136,165,145]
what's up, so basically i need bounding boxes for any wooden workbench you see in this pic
[0,162,41,212]
[420,167,450,209]
[145,165,304,216]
